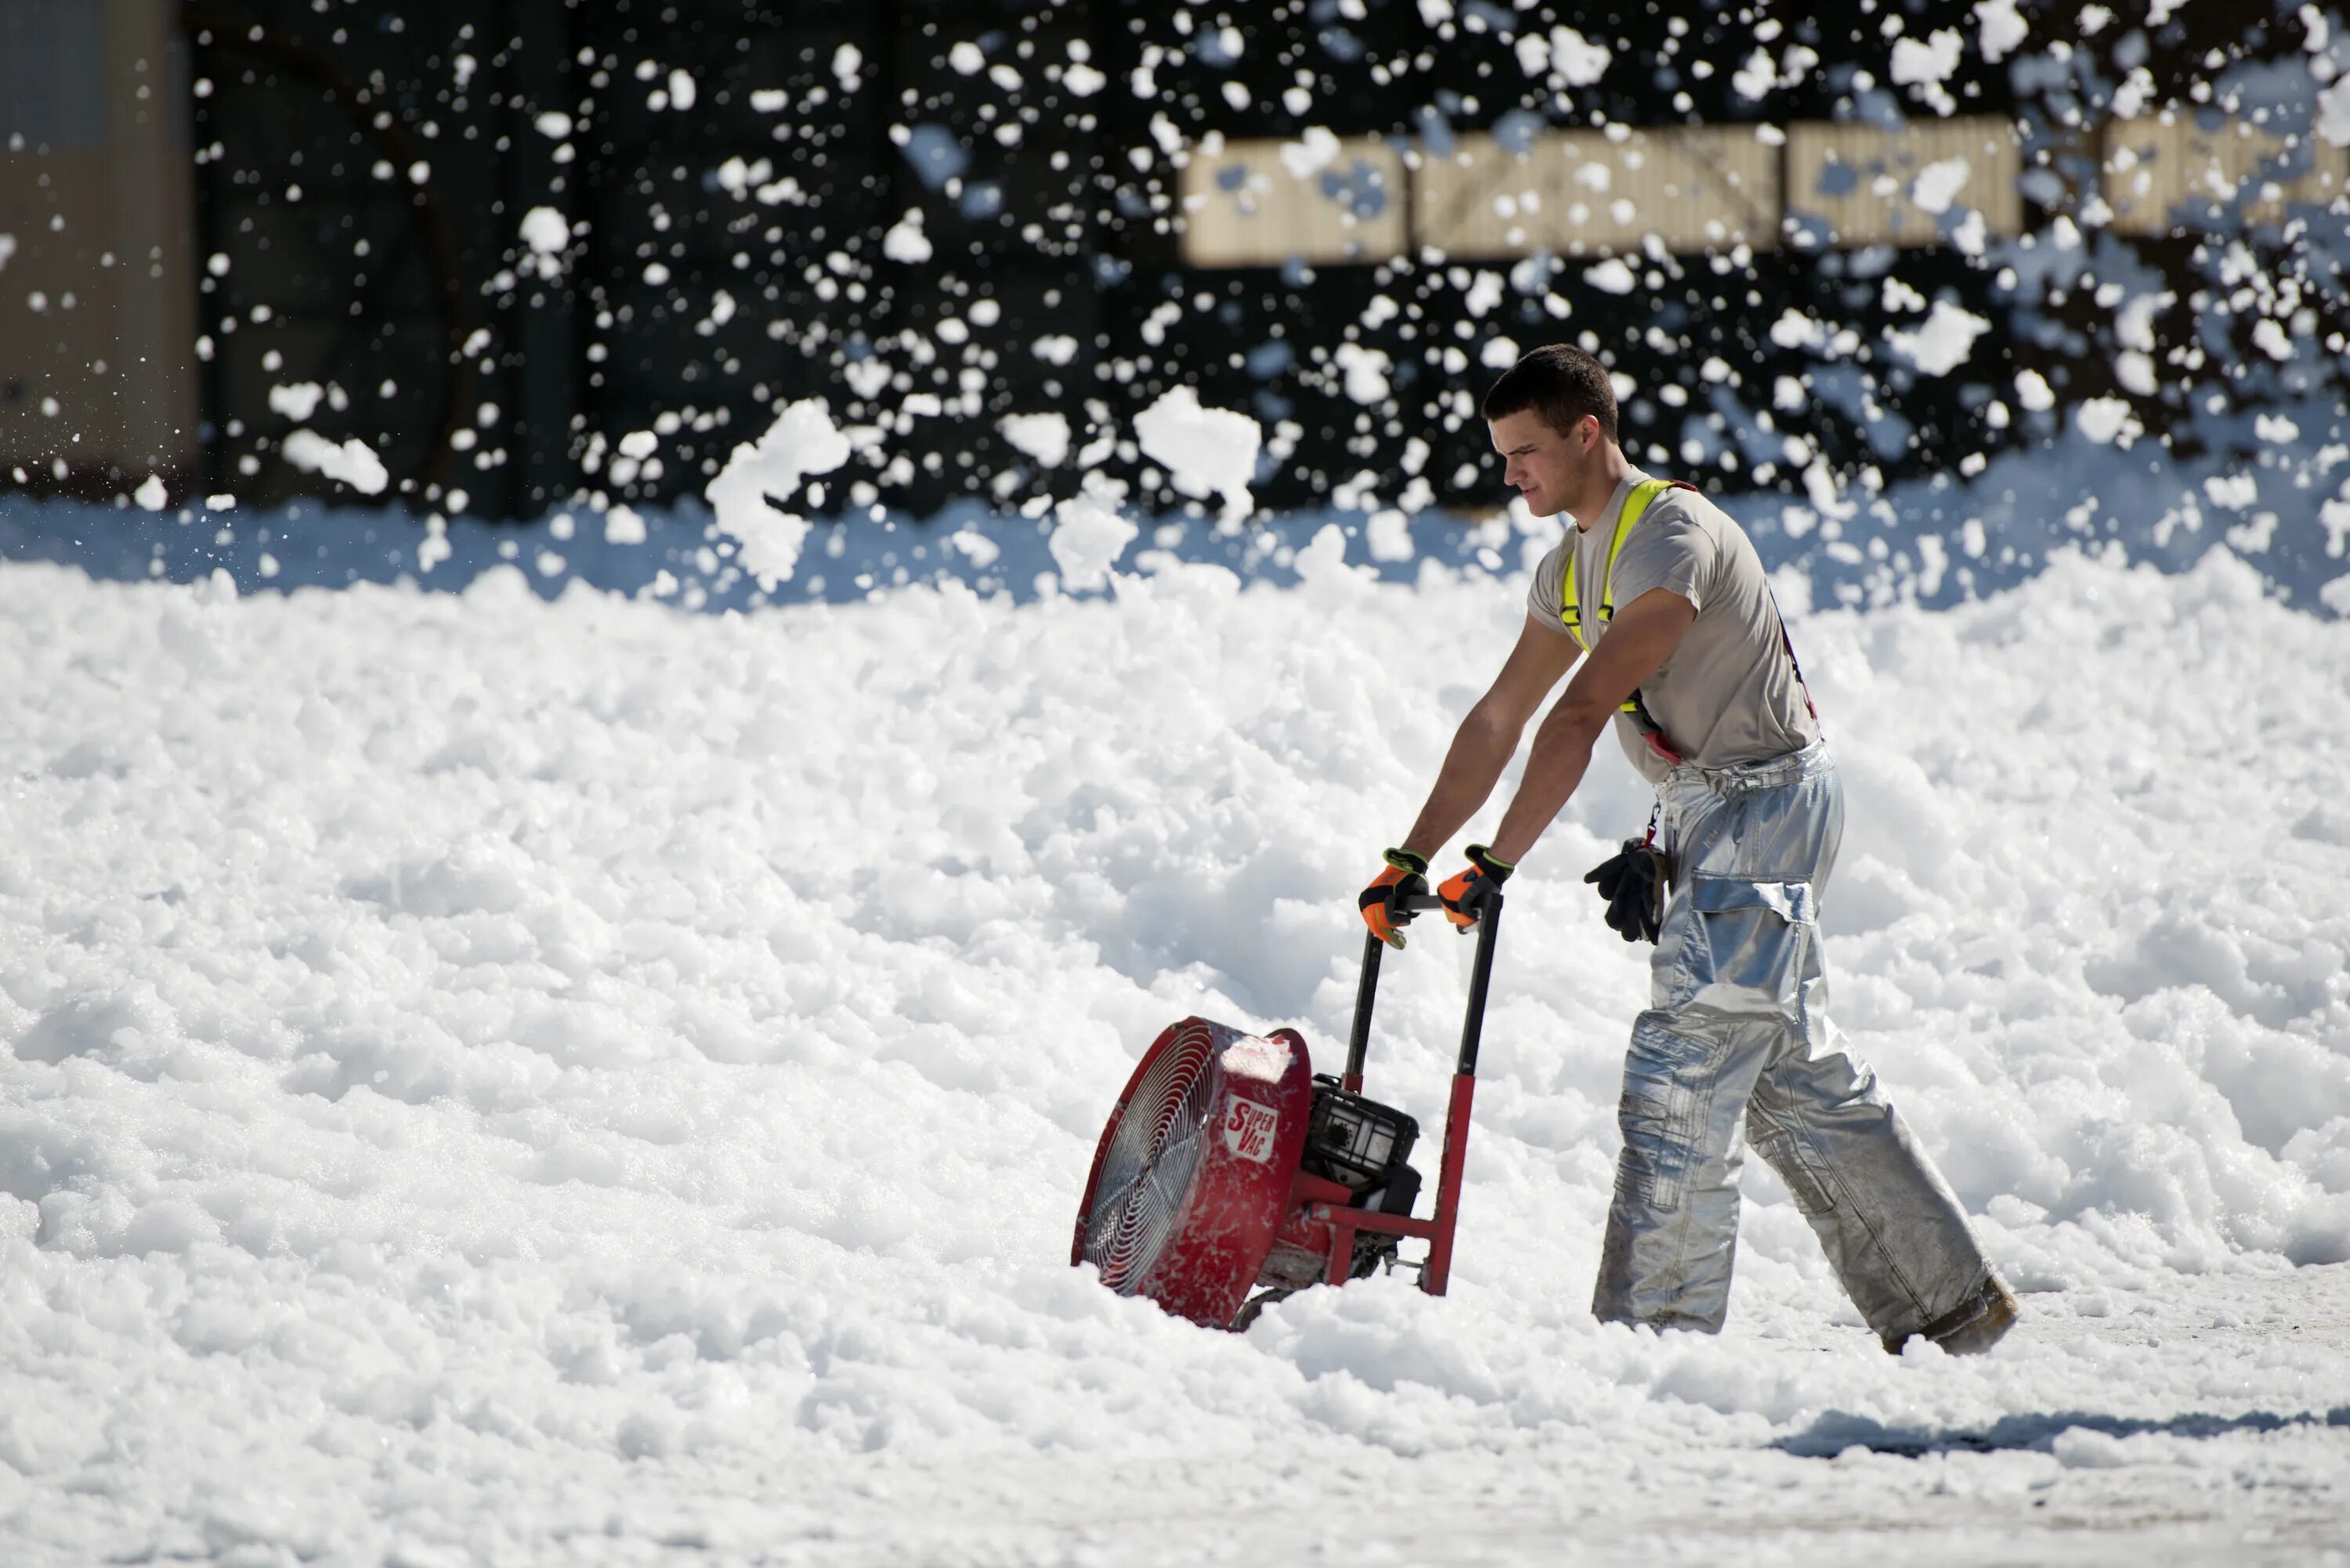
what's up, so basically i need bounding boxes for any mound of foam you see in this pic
[0,547,2343,1561]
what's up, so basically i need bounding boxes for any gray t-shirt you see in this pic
[1527,471,1820,785]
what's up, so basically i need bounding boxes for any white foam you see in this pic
[1000,412,1072,469]
[602,504,646,544]
[1910,157,1971,215]
[1585,258,1637,294]
[266,382,326,422]
[0,546,2343,1562]
[1047,481,1137,590]
[1770,309,1826,350]
[280,429,388,494]
[1279,126,1342,179]
[1546,26,1611,85]
[703,399,853,586]
[1891,28,1963,87]
[2323,73,2350,149]
[1331,342,1394,405]
[2077,396,2145,446]
[519,206,569,257]
[1887,298,1990,375]
[1975,0,2030,60]
[1133,386,1260,520]
[883,210,932,264]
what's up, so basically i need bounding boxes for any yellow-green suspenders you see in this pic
[1560,475,1679,652]
[1561,478,1684,748]
[1559,477,1820,768]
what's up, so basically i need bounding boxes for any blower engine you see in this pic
[1072,890,1499,1328]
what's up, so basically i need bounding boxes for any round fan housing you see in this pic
[1072,1017,1312,1328]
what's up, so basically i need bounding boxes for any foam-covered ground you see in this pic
[2,540,2346,1566]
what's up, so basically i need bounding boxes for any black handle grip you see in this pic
[1344,930,1383,1082]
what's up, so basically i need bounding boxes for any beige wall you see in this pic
[1181,117,2030,269]
[1415,126,1780,260]
[1180,135,1408,268]
[0,0,199,489]
[2104,114,2350,236]
[1784,117,2022,247]
[1180,111,2345,268]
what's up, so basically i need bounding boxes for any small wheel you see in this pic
[1232,1286,1301,1331]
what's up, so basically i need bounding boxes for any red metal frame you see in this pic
[1307,891,1499,1299]
[1307,1071,1477,1292]
[1422,1070,1477,1295]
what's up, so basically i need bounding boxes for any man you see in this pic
[1360,344,2015,1353]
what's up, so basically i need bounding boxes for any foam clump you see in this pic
[1000,411,1071,469]
[704,398,853,586]
[1134,385,1260,522]
[280,429,389,495]
[1047,480,1137,591]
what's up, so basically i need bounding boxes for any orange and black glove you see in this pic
[1359,847,1430,948]
[1437,844,1513,930]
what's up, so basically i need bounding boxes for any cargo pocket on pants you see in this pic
[1617,1019,1719,1212]
[1665,877,1817,1020]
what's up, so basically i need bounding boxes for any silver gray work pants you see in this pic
[1592,741,1997,1342]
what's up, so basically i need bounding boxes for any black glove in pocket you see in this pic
[1582,839,1672,943]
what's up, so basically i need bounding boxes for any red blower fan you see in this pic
[1072,891,1499,1328]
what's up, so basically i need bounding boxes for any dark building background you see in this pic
[2,0,2345,522]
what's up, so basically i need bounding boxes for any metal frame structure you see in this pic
[1312,890,1495,1297]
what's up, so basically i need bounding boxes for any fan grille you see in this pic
[1083,1021,1219,1292]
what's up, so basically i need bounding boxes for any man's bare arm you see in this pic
[1397,614,1580,862]
[1487,586,1697,865]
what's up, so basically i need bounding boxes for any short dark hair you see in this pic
[1480,344,1619,444]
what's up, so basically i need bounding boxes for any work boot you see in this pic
[1884,1275,2019,1356]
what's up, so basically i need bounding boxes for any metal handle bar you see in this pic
[1345,888,1501,1086]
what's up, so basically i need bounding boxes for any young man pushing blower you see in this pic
[1361,345,2016,1353]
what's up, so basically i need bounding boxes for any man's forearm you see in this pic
[1397,707,1523,862]
[1488,700,1609,865]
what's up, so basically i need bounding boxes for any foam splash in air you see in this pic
[1047,479,1137,591]
[1887,298,1991,377]
[519,207,570,278]
[281,429,389,495]
[1000,411,1072,469]
[705,399,854,587]
[1134,385,1260,522]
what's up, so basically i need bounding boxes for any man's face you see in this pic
[1488,409,1594,517]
